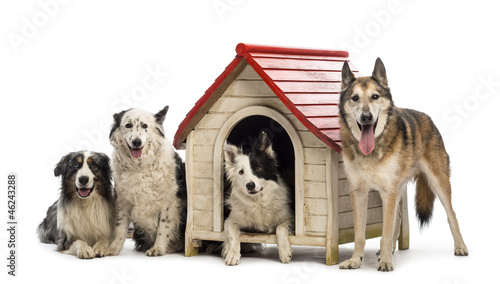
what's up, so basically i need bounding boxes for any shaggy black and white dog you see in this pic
[37,151,115,259]
[107,106,187,256]
[222,131,294,265]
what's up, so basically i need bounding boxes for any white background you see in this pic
[1,1,499,283]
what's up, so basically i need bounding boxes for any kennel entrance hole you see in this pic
[225,115,295,227]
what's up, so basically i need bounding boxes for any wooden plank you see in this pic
[194,178,212,195]
[339,207,383,230]
[210,97,291,115]
[304,181,327,198]
[304,147,327,164]
[285,93,340,105]
[284,114,309,131]
[326,148,339,265]
[339,223,383,244]
[305,215,327,233]
[274,81,341,93]
[264,70,342,82]
[339,179,349,196]
[191,230,328,247]
[193,209,213,228]
[197,113,232,129]
[224,80,276,97]
[338,162,347,179]
[253,57,345,71]
[298,131,326,148]
[296,105,339,117]
[307,117,340,129]
[305,198,328,216]
[193,193,213,211]
[399,187,410,250]
[322,129,342,142]
[193,161,213,178]
[249,52,349,61]
[338,191,382,213]
[236,64,261,80]
[304,164,326,182]
[184,132,198,256]
[193,145,214,162]
[191,129,219,146]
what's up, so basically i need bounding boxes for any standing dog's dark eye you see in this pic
[371,94,380,100]
[142,124,148,129]
[352,95,359,102]
[238,169,244,175]
[125,123,132,128]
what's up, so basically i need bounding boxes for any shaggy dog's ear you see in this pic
[109,109,128,140]
[54,153,72,178]
[371,57,388,89]
[94,152,112,181]
[155,105,169,125]
[341,60,356,92]
[256,131,275,158]
[223,142,240,167]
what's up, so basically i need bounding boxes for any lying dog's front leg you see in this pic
[276,219,293,263]
[93,236,110,257]
[146,204,181,256]
[66,240,95,259]
[222,219,241,265]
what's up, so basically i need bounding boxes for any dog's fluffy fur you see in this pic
[338,58,468,271]
[108,106,187,256]
[222,131,294,265]
[37,151,116,259]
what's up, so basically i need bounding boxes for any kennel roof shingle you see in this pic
[173,43,358,153]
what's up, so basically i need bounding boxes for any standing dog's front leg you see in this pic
[377,189,400,272]
[339,188,369,269]
[276,219,293,263]
[222,219,241,265]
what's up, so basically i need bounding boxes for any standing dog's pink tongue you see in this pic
[359,124,375,155]
[131,148,142,158]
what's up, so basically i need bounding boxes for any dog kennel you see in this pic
[173,43,409,265]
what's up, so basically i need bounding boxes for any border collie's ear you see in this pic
[109,109,128,140]
[223,142,240,166]
[371,57,388,89]
[155,106,169,125]
[341,60,356,92]
[54,153,71,177]
[257,131,275,158]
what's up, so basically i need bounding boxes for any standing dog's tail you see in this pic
[415,173,436,228]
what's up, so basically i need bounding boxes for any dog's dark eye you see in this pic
[142,124,148,129]
[238,169,244,175]
[371,94,380,100]
[256,167,262,172]
[72,162,79,168]
[352,95,359,102]
[125,123,132,129]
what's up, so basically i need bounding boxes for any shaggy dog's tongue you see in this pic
[359,124,375,155]
[78,188,91,197]
[131,148,143,159]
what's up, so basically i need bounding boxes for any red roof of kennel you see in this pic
[173,43,357,153]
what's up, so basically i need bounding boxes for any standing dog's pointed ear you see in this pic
[341,60,356,92]
[256,131,275,158]
[155,106,169,125]
[54,153,71,177]
[223,142,240,167]
[371,58,388,89]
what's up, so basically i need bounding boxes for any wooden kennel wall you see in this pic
[173,43,409,265]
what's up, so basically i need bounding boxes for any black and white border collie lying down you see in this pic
[37,151,116,259]
[222,131,294,265]
[107,106,187,256]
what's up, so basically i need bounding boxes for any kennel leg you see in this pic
[398,188,410,250]
[185,231,199,257]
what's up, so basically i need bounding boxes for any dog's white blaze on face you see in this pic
[233,155,263,195]
[75,151,95,198]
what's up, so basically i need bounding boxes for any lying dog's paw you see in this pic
[224,250,241,266]
[454,246,469,256]
[146,247,165,257]
[278,244,293,264]
[77,245,95,259]
[93,245,109,258]
[339,257,362,270]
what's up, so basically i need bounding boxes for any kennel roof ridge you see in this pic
[173,43,358,152]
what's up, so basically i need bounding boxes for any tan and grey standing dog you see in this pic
[338,58,468,271]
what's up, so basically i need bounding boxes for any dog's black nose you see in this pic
[132,139,142,148]
[361,113,373,124]
[79,176,89,185]
[246,181,255,191]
